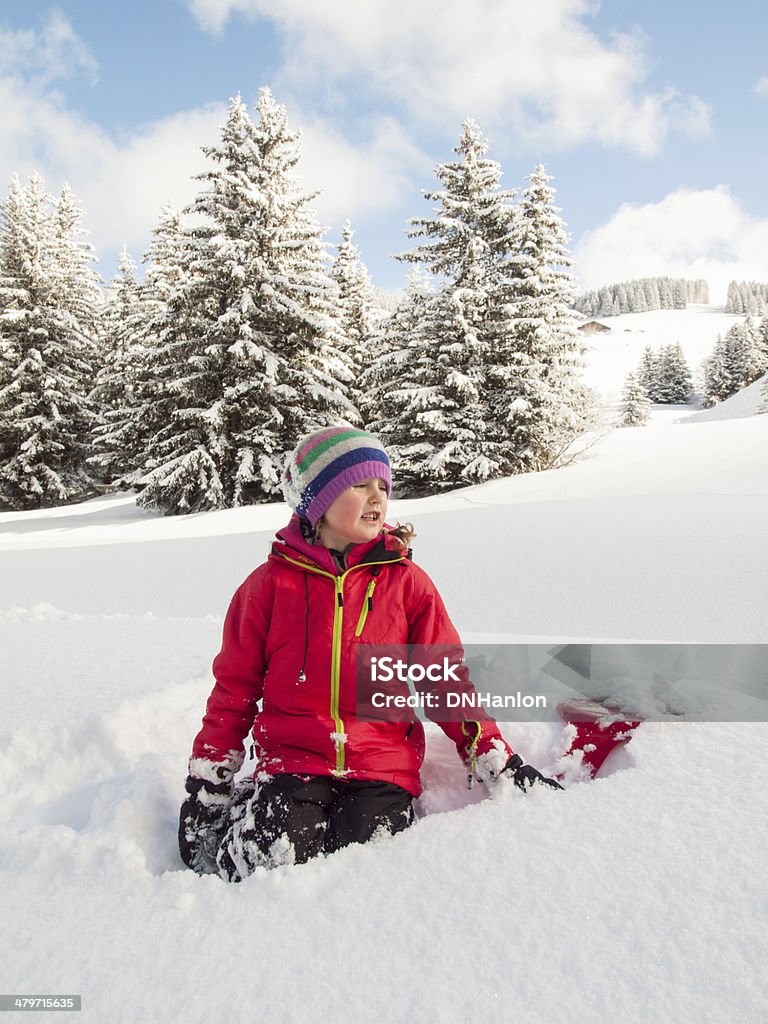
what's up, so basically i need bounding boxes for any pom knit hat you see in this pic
[282,427,392,527]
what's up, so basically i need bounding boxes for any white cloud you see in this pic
[0,14,423,271]
[754,75,768,98]
[287,109,428,226]
[187,0,710,155]
[574,187,768,304]
[0,71,223,263]
[0,9,99,85]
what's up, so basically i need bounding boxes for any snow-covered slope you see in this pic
[579,304,744,402]
[680,373,766,421]
[1,348,767,1022]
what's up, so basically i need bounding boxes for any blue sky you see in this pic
[1,0,767,302]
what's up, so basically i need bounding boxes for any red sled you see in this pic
[555,698,642,780]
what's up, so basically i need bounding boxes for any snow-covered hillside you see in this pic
[1,377,766,1022]
[580,304,744,402]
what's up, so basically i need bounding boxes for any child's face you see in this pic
[319,478,388,549]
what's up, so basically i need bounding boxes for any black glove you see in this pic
[503,753,563,792]
[178,772,234,874]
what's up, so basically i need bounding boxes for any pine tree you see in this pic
[702,334,729,406]
[136,91,356,515]
[656,343,693,403]
[331,221,376,408]
[380,118,517,490]
[756,317,768,378]
[658,278,673,308]
[52,183,103,356]
[118,206,197,493]
[366,287,478,493]
[597,286,613,317]
[493,165,592,472]
[0,174,97,510]
[726,282,744,314]
[89,248,151,484]
[619,371,651,426]
[361,269,433,435]
[637,345,660,402]
[702,324,752,406]
[644,279,661,311]
[743,316,768,382]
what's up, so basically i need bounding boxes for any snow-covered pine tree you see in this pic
[492,164,593,472]
[702,326,746,406]
[702,334,728,406]
[597,286,613,317]
[361,269,432,431]
[619,371,651,426]
[0,174,97,510]
[136,91,356,515]
[656,343,693,403]
[89,248,151,484]
[331,221,377,407]
[120,206,196,492]
[759,373,768,414]
[644,279,661,311]
[702,318,768,407]
[53,183,103,360]
[637,345,660,402]
[142,205,190,310]
[725,282,742,314]
[381,118,517,490]
[743,315,768,382]
[672,280,687,310]
[756,317,768,379]
[366,284,480,493]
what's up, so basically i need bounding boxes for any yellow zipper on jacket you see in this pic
[354,579,377,637]
[330,575,345,773]
[276,552,404,776]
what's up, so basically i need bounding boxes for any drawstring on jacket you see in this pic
[297,574,309,683]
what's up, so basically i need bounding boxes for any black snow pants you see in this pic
[216,774,415,882]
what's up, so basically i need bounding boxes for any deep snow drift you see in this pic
[1,308,767,1023]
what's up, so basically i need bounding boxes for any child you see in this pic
[179,427,561,882]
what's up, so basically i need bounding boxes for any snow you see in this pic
[2,307,767,1022]
[681,373,766,422]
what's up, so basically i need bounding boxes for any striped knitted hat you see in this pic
[282,427,392,527]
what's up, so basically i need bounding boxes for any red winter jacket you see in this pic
[191,516,512,797]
